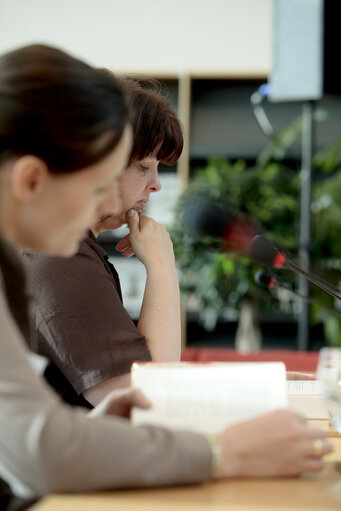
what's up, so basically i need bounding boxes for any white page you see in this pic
[287,380,329,419]
[287,380,324,394]
[132,362,287,433]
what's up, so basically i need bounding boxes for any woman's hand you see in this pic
[116,209,181,362]
[88,387,152,419]
[115,232,135,258]
[115,210,175,270]
[217,409,333,478]
[286,371,316,380]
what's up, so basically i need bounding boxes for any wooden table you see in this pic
[31,421,341,511]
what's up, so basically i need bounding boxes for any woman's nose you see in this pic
[149,169,161,192]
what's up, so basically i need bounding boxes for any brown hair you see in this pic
[120,77,183,166]
[0,44,130,173]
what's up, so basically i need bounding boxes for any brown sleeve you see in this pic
[24,245,151,394]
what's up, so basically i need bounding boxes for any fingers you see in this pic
[126,209,139,233]
[299,436,333,458]
[297,437,332,473]
[130,388,153,409]
[305,426,329,439]
[311,437,333,457]
[121,248,135,258]
[115,234,130,252]
[113,388,152,416]
[115,234,135,258]
[91,387,152,419]
[311,436,334,457]
[284,412,334,460]
[123,210,174,267]
[286,415,334,458]
[300,459,325,472]
[218,410,333,479]
[292,425,333,469]
[127,210,160,233]
[286,371,316,380]
[118,244,135,258]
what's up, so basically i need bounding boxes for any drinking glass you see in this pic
[317,348,341,502]
[317,347,341,431]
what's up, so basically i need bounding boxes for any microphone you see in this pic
[255,271,341,318]
[182,200,259,254]
[249,236,341,302]
[182,201,341,302]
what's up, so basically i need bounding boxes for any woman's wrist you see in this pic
[203,433,222,479]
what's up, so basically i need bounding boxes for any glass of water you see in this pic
[316,348,341,503]
[317,347,341,431]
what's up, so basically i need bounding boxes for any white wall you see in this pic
[0,0,272,74]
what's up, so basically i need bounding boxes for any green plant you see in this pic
[310,148,341,345]
[171,118,341,343]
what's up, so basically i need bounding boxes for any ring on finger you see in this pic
[312,438,324,457]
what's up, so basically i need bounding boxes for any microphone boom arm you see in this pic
[283,259,341,302]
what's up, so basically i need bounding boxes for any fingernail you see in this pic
[127,209,135,217]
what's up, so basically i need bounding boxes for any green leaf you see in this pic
[323,316,341,347]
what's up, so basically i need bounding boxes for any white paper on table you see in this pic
[132,362,287,433]
[287,380,329,419]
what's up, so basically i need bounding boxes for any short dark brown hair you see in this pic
[119,78,183,166]
[0,44,130,173]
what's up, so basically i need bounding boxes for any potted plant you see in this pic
[171,118,341,349]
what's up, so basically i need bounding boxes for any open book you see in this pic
[287,380,329,419]
[132,362,288,433]
[131,362,329,433]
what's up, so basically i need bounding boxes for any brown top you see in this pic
[24,232,151,396]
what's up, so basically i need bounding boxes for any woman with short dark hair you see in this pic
[24,78,184,406]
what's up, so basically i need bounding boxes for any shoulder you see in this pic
[23,235,105,275]
[24,238,115,298]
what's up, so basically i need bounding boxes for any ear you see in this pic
[11,155,49,202]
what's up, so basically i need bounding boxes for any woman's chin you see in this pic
[96,217,122,233]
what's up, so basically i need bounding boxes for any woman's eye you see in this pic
[139,165,149,174]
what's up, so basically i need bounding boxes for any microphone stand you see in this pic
[248,234,341,302]
[255,271,341,318]
[298,101,315,351]
[284,258,341,301]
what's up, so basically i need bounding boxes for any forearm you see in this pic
[0,313,210,497]
[83,373,131,406]
[137,265,181,361]
[4,397,212,498]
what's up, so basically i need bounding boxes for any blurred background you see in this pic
[1,0,341,352]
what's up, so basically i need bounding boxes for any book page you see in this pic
[287,380,329,419]
[132,362,287,433]
[287,380,324,394]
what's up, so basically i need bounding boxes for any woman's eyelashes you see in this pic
[138,164,149,175]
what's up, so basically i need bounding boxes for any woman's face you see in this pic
[19,126,132,256]
[94,155,161,233]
